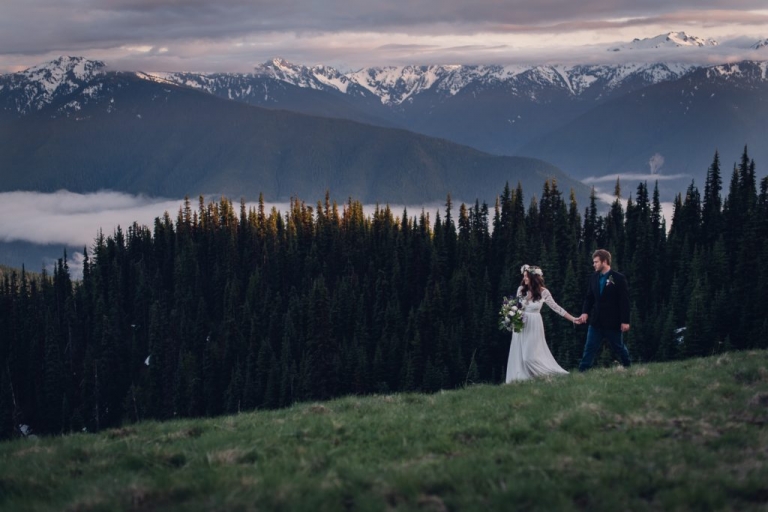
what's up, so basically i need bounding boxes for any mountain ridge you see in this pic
[147,60,698,107]
[516,60,768,195]
[0,70,588,205]
[4,29,766,115]
[4,44,768,202]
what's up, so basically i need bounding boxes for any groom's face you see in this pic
[592,257,606,272]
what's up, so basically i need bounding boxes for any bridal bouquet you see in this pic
[499,296,525,333]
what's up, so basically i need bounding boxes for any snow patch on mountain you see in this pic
[82,83,103,99]
[752,39,768,50]
[714,63,742,77]
[62,100,81,112]
[312,72,349,93]
[136,71,177,86]
[308,65,350,93]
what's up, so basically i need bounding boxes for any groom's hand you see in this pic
[621,323,630,332]
[577,314,588,325]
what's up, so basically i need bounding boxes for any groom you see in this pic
[575,249,631,371]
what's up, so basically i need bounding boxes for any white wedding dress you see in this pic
[505,286,569,382]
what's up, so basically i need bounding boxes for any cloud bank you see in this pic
[0,1,767,71]
[0,190,455,249]
[0,189,674,276]
[583,173,691,184]
[0,190,185,247]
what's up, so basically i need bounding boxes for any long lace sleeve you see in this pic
[542,289,567,317]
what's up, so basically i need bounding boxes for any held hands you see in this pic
[572,314,587,325]
[573,314,588,325]
[570,316,627,330]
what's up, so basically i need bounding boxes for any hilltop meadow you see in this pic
[1,349,767,512]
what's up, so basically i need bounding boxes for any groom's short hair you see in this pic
[592,249,611,265]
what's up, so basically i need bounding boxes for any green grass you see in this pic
[2,351,768,511]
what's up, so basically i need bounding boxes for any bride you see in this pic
[505,265,576,382]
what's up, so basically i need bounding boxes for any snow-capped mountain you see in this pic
[0,56,105,114]
[518,58,768,194]
[134,58,702,156]
[2,33,760,118]
[706,61,768,82]
[752,39,768,50]
[608,32,718,51]
[146,59,694,107]
[0,56,702,118]
[255,58,354,93]
[144,57,366,99]
[2,39,768,203]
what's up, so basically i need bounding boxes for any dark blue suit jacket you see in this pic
[582,270,630,331]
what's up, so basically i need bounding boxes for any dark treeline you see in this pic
[1,147,767,439]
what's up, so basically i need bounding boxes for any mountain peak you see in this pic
[254,57,306,77]
[23,56,106,80]
[609,32,718,51]
[752,39,768,50]
[19,56,106,95]
[250,57,350,92]
[2,56,106,114]
[267,57,293,68]
[662,31,718,47]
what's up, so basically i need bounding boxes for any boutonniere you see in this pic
[607,275,615,286]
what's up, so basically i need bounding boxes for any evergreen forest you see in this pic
[1,148,767,439]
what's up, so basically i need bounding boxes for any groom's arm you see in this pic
[581,276,595,321]
[582,276,595,314]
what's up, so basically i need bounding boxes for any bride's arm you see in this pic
[543,289,577,323]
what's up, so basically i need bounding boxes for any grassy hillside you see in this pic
[2,351,767,511]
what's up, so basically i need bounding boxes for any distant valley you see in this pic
[0,58,585,206]
[137,37,768,195]
[3,34,768,206]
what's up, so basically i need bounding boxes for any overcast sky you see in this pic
[1,1,767,72]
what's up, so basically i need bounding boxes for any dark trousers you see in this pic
[579,325,631,372]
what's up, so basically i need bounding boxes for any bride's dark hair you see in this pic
[521,271,545,302]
